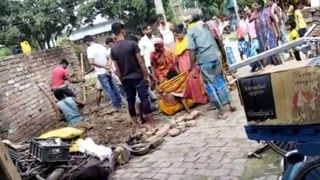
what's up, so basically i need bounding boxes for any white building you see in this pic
[68,15,121,42]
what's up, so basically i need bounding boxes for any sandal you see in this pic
[217,112,228,119]
[229,106,237,112]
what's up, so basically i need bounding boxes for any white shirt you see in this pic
[87,43,108,75]
[138,35,155,68]
[159,24,174,45]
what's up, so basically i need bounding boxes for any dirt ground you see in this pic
[75,100,170,145]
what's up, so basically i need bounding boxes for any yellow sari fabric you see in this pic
[157,72,192,115]
[175,37,188,56]
[159,98,193,115]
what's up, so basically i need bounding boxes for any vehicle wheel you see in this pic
[293,157,320,180]
[267,141,298,156]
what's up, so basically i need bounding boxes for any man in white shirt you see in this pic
[84,35,122,111]
[138,25,155,73]
[157,14,175,49]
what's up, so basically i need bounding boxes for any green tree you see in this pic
[0,0,81,49]
[237,0,256,9]
[78,0,158,33]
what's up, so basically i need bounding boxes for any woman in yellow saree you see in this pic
[151,38,193,115]
[174,24,208,105]
[152,34,207,116]
[157,71,193,115]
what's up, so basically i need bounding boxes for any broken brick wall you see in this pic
[0,47,82,141]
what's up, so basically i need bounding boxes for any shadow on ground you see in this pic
[241,149,281,180]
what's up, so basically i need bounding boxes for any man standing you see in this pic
[188,14,235,119]
[110,22,156,132]
[157,14,175,49]
[51,59,84,100]
[139,25,155,73]
[138,25,158,102]
[84,35,122,112]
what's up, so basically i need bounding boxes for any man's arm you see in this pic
[187,30,196,70]
[71,97,85,108]
[189,50,196,69]
[133,42,149,81]
[136,53,149,81]
[64,69,84,83]
[65,75,84,83]
[88,58,109,69]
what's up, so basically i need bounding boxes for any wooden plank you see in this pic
[0,140,21,180]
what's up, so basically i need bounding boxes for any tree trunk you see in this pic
[46,38,51,49]
[38,40,45,50]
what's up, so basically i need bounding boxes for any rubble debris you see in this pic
[186,120,197,127]
[2,140,28,151]
[113,145,131,165]
[155,124,171,137]
[146,136,164,148]
[168,128,181,137]
[130,143,151,156]
[185,110,201,121]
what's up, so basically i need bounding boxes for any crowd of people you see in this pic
[49,0,308,134]
[235,0,307,71]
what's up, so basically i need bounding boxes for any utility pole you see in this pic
[154,0,165,15]
[233,0,239,19]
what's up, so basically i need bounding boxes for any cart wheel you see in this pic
[267,141,298,156]
[294,157,320,180]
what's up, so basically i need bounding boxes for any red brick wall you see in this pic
[0,47,82,141]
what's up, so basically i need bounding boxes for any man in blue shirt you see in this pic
[54,88,84,125]
[187,14,236,119]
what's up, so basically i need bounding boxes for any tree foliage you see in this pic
[0,0,81,49]
[0,0,256,50]
[77,0,158,33]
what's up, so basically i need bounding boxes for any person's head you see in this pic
[126,33,139,42]
[142,25,153,37]
[83,35,94,46]
[252,1,262,11]
[105,37,114,47]
[54,88,66,101]
[166,70,178,80]
[288,19,297,31]
[174,24,185,41]
[294,2,303,9]
[60,59,69,69]
[267,0,274,7]
[244,7,251,16]
[111,22,127,38]
[239,10,245,19]
[157,14,165,25]
[153,38,164,53]
[191,14,201,23]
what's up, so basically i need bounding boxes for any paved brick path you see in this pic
[113,96,280,180]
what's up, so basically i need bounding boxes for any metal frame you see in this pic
[229,24,320,71]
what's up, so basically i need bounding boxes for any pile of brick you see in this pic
[303,7,320,27]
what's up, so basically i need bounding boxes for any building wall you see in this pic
[0,47,82,141]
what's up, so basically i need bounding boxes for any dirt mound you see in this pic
[76,105,134,145]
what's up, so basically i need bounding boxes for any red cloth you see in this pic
[51,65,68,89]
[184,65,208,104]
[150,50,175,83]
